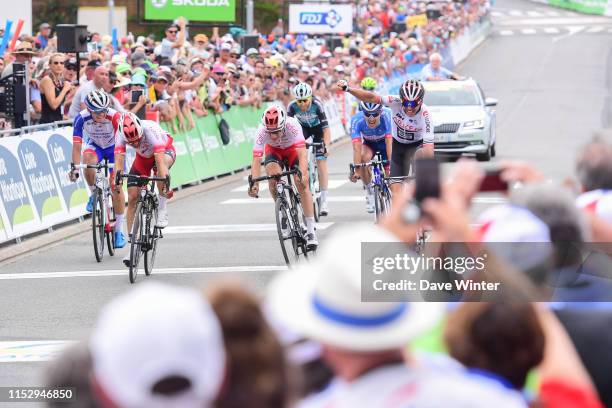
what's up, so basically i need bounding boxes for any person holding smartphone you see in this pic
[337,79,434,195]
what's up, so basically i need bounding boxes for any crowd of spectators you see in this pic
[45,133,612,407]
[0,0,489,131]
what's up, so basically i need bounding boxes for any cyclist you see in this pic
[248,105,318,249]
[68,90,126,249]
[337,79,434,194]
[287,82,331,216]
[350,77,378,116]
[113,112,176,267]
[349,101,393,213]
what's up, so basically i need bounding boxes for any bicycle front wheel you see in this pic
[310,162,320,222]
[144,206,158,276]
[92,191,105,262]
[129,202,144,284]
[106,195,116,256]
[276,197,299,266]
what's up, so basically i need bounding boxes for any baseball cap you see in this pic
[90,282,226,408]
[194,34,208,42]
[300,66,311,74]
[334,64,345,73]
[321,51,332,58]
[212,64,225,74]
[131,51,146,64]
[130,74,147,87]
[246,48,259,57]
[87,59,102,69]
[225,63,238,74]
[220,42,232,51]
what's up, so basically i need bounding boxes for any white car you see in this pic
[423,79,498,161]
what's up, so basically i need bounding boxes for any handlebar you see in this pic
[73,163,115,170]
[306,141,325,148]
[119,174,169,183]
[248,168,302,198]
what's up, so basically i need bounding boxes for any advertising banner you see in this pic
[144,0,237,22]
[289,4,353,34]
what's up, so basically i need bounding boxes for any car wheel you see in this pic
[491,142,496,157]
[476,147,491,162]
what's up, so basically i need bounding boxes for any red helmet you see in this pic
[262,105,286,132]
[118,112,143,144]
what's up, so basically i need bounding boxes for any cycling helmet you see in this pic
[399,79,425,102]
[84,90,110,113]
[262,105,286,132]
[118,112,143,144]
[293,82,312,100]
[359,101,383,114]
[361,77,378,90]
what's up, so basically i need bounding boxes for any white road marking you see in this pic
[491,11,504,17]
[232,179,348,192]
[498,18,605,26]
[527,10,543,17]
[544,27,560,34]
[222,196,507,205]
[546,10,560,16]
[509,10,523,16]
[521,28,537,34]
[0,265,288,280]
[553,26,585,42]
[499,30,514,36]
[586,26,604,33]
[222,196,366,204]
[165,223,334,234]
[0,341,75,363]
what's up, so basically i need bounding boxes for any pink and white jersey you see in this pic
[252,116,305,158]
[114,120,172,159]
[380,95,433,147]
[576,189,612,224]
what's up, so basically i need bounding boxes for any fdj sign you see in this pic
[145,0,236,22]
[299,10,342,28]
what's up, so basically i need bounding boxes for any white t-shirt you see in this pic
[68,80,97,119]
[380,95,434,146]
[252,116,305,157]
[298,363,527,408]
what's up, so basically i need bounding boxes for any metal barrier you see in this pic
[0,120,72,138]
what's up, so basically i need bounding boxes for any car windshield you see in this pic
[423,83,481,106]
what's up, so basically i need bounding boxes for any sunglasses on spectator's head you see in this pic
[364,112,381,118]
[402,99,421,108]
[296,98,311,104]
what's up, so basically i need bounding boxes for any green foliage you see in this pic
[255,1,282,33]
[33,0,78,32]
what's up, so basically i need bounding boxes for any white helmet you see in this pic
[85,89,110,112]
[293,82,312,100]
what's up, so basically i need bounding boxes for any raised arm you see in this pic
[336,80,380,104]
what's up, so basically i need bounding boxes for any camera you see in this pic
[0,62,28,129]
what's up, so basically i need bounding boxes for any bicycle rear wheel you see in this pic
[144,206,158,276]
[106,195,115,256]
[276,197,299,266]
[129,202,144,284]
[291,192,311,258]
[92,191,104,262]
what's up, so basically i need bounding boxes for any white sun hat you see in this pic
[267,223,446,352]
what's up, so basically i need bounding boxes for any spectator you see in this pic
[35,22,52,50]
[206,282,292,408]
[39,53,73,123]
[243,48,259,73]
[190,34,210,59]
[420,52,462,81]
[160,19,186,63]
[88,282,226,408]
[1,41,36,80]
[68,65,110,119]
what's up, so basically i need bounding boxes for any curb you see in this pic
[0,137,351,264]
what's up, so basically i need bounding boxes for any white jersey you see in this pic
[114,120,173,159]
[380,95,434,146]
[252,116,305,158]
[298,363,526,408]
[576,189,612,224]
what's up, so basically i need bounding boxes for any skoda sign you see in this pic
[289,4,353,34]
[144,0,236,22]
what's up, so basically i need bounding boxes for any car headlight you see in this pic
[462,119,485,130]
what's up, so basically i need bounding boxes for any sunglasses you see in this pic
[364,112,381,118]
[267,130,282,135]
[52,61,65,65]
[402,100,421,108]
[167,30,178,34]
[296,98,311,104]
[121,71,132,77]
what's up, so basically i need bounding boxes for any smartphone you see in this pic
[414,158,440,205]
[479,169,508,192]
[131,90,143,104]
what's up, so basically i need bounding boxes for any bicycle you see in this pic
[119,173,169,284]
[73,160,115,262]
[350,152,392,223]
[249,168,313,266]
[306,140,324,222]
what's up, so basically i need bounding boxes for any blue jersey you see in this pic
[350,108,393,143]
